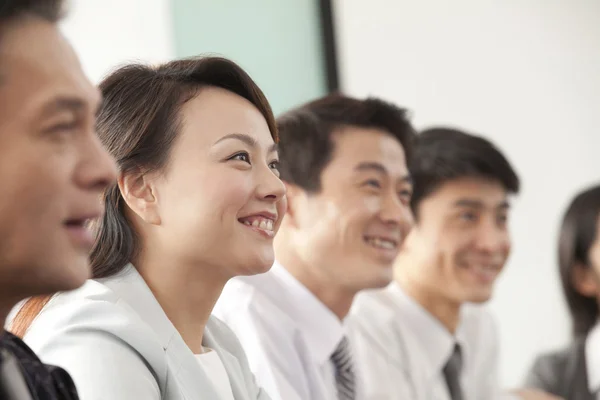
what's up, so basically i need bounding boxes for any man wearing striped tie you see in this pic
[214,94,416,400]
[349,127,561,400]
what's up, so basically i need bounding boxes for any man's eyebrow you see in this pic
[453,199,484,208]
[453,199,510,209]
[354,161,387,175]
[399,174,412,184]
[40,96,87,116]
[498,200,510,210]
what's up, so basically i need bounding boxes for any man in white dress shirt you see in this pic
[350,127,562,400]
[214,94,416,400]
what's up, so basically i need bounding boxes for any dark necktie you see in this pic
[330,336,356,400]
[442,343,464,400]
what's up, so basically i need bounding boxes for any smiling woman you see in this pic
[10,56,285,400]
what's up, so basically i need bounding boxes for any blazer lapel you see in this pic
[167,335,221,400]
[100,265,221,399]
[203,328,248,400]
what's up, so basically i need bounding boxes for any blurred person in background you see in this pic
[350,127,560,400]
[0,0,116,398]
[10,56,285,400]
[524,184,600,400]
[213,94,415,400]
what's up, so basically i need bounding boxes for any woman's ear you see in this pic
[572,263,599,298]
[117,168,161,225]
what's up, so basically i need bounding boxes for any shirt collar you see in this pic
[586,322,600,393]
[387,282,468,377]
[271,261,345,365]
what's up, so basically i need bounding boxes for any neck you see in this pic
[394,255,461,334]
[275,238,355,320]
[135,250,227,354]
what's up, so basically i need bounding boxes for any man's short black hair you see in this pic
[410,127,520,217]
[0,0,64,24]
[276,93,415,192]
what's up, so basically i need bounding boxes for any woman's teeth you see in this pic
[242,218,274,232]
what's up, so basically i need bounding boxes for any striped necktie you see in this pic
[330,336,356,400]
[443,343,465,400]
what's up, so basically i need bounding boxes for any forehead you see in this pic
[178,87,273,147]
[0,17,98,121]
[425,178,508,207]
[327,125,407,174]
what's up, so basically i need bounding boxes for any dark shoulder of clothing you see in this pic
[524,337,593,400]
[0,330,79,400]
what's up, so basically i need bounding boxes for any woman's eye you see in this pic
[269,160,279,170]
[230,152,251,163]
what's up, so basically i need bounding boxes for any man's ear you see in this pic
[117,168,161,225]
[281,182,306,228]
[572,263,599,298]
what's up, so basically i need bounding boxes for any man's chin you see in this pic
[465,290,494,304]
[55,256,91,291]
[354,268,394,292]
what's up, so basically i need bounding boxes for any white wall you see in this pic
[334,0,600,387]
[60,0,175,84]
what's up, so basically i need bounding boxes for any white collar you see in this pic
[586,322,600,393]
[387,282,468,378]
[271,261,345,366]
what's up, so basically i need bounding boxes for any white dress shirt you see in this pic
[195,349,235,399]
[213,262,347,400]
[349,282,514,400]
[585,322,600,398]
